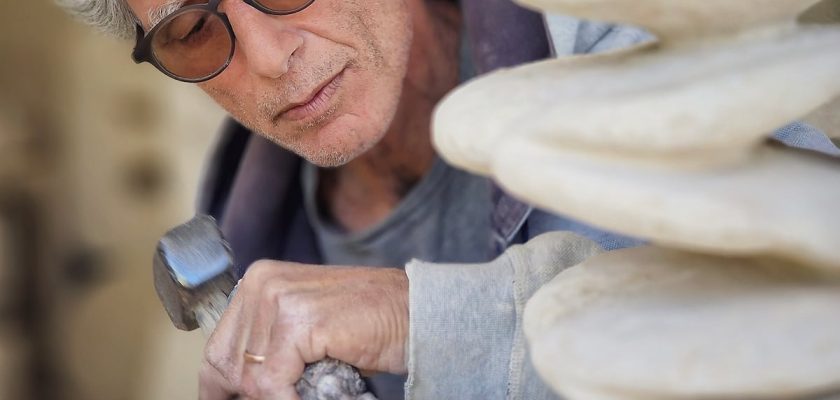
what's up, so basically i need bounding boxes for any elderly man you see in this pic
[58,0,840,398]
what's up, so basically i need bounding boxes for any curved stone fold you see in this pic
[524,246,840,400]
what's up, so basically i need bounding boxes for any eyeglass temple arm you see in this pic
[132,24,147,64]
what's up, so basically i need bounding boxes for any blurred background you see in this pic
[1,1,225,399]
[0,1,838,400]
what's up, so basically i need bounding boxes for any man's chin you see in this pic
[303,151,355,168]
[289,118,388,168]
[252,110,389,168]
[263,131,379,168]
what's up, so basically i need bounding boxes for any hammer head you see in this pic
[153,215,237,331]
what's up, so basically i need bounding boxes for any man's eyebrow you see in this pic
[148,0,188,29]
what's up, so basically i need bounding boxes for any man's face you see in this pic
[129,0,414,167]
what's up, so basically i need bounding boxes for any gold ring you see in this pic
[244,351,266,364]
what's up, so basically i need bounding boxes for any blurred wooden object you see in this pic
[0,1,224,399]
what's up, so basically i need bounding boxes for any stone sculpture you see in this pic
[433,0,840,398]
[525,248,840,400]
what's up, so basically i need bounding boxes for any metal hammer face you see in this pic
[153,215,237,334]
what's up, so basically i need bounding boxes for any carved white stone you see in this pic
[433,0,840,398]
[524,246,840,400]
[434,27,840,174]
[434,45,652,175]
[515,0,821,40]
[492,140,840,270]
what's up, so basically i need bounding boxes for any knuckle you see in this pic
[243,260,297,289]
[241,260,276,291]
[264,278,290,304]
[259,286,281,312]
[204,345,236,377]
[250,259,279,275]
[243,260,269,280]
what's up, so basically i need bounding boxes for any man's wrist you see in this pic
[385,268,410,374]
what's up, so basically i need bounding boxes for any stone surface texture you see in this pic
[517,0,821,40]
[525,247,840,400]
[296,359,377,400]
[432,0,840,399]
[435,28,840,169]
[493,141,840,269]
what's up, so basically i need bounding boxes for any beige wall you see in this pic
[0,1,226,399]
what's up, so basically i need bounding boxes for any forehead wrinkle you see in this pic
[148,0,188,29]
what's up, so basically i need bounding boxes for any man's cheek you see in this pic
[201,86,253,126]
[200,85,235,112]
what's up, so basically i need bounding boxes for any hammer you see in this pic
[153,215,377,400]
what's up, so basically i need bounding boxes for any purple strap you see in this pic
[461,0,551,74]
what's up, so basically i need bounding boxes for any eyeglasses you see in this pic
[132,0,314,83]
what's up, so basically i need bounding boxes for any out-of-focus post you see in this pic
[0,1,226,399]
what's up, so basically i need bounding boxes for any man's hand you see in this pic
[198,261,409,400]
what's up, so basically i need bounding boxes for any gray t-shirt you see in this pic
[301,158,496,268]
[301,158,496,399]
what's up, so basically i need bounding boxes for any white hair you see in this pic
[55,0,138,39]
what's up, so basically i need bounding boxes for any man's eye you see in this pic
[178,16,208,42]
[158,13,211,46]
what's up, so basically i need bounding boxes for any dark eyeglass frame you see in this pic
[132,0,315,83]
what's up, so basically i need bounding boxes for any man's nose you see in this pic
[223,0,304,79]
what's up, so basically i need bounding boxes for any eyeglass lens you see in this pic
[258,0,313,11]
[152,9,231,80]
[150,0,312,81]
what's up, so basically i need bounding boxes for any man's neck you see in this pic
[318,2,462,232]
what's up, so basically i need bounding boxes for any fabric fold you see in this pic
[405,232,602,399]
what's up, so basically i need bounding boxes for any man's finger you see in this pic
[205,284,251,386]
[199,361,238,400]
[242,275,279,369]
[254,336,307,400]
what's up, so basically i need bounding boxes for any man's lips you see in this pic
[277,68,346,122]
